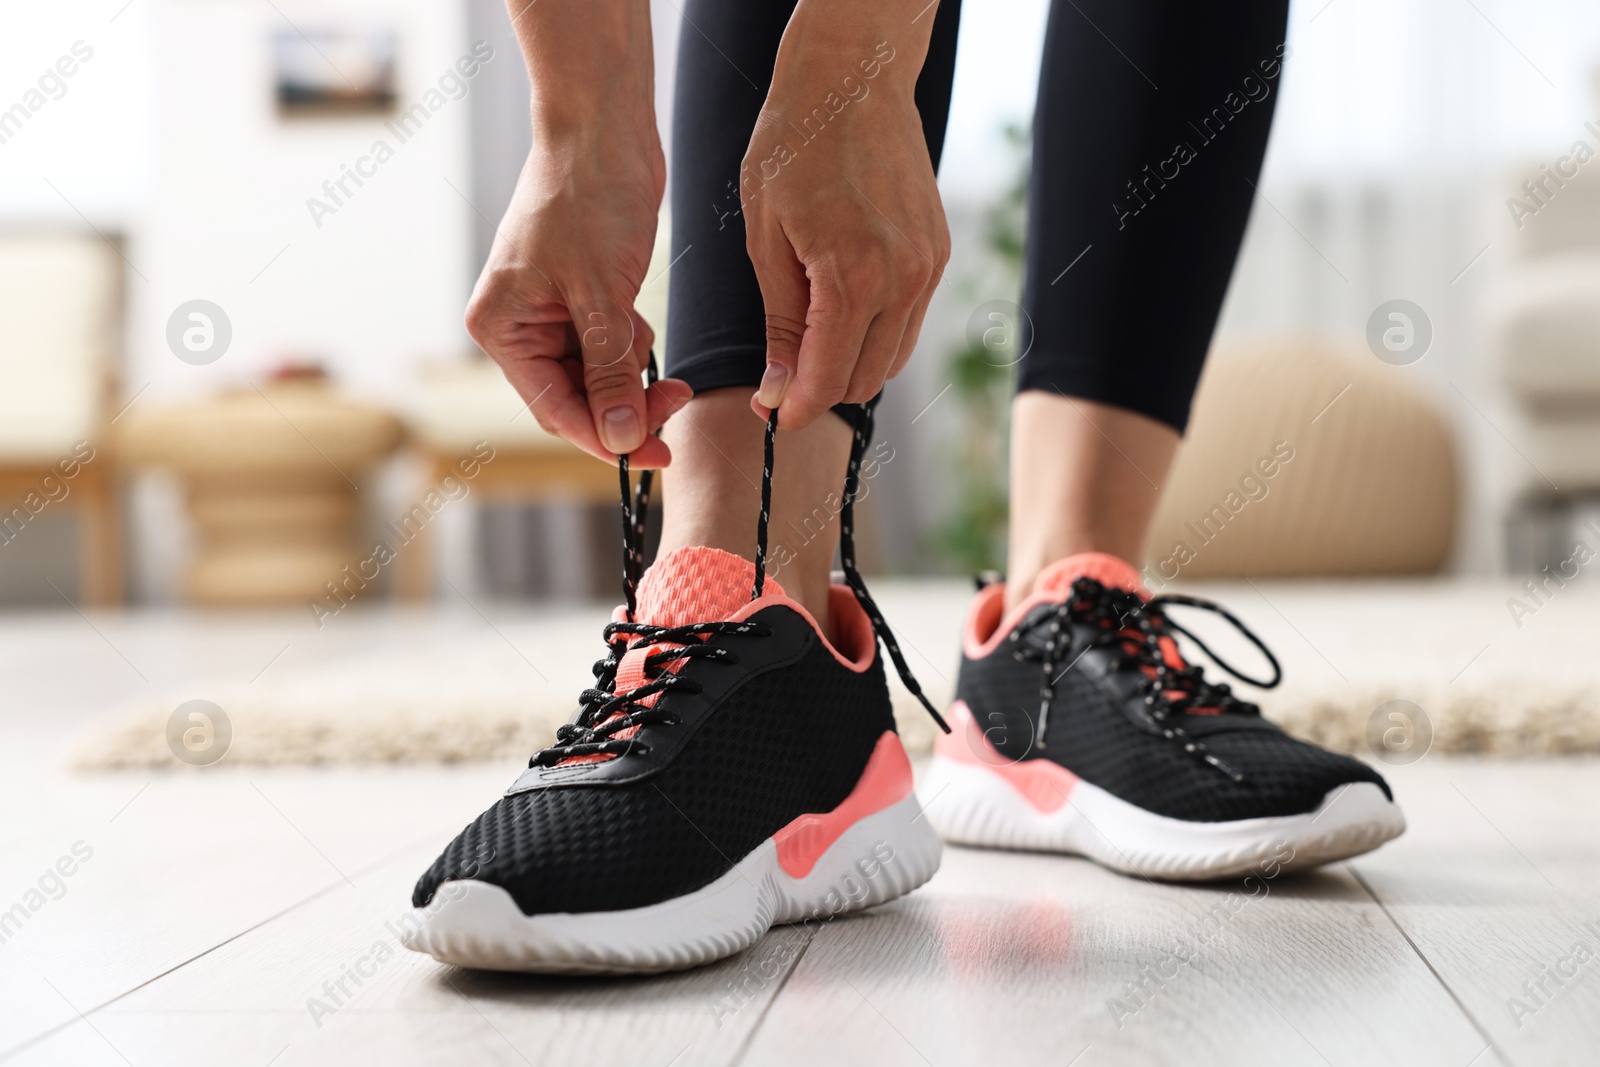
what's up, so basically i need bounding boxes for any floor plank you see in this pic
[0,610,527,1058]
[0,764,510,1058]
[10,839,815,1067]
[739,837,1487,1067]
[1349,757,1600,1067]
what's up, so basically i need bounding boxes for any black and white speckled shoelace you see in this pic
[620,398,948,733]
[1016,576,1282,780]
[536,379,949,768]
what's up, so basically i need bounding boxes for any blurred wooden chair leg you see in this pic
[79,466,124,606]
[395,458,444,603]
[395,519,437,602]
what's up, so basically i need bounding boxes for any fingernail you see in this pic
[757,362,790,409]
[602,406,642,453]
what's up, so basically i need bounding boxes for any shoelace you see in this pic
[1015,576,1282,781]
[528,618,770,766]
[530,373,949,768]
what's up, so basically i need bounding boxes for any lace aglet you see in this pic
[914,689,951,734]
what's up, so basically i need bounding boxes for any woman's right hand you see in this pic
[466,7,689,468]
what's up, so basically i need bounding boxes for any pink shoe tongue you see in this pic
[1032,552,1147,600]
[632,546,784,627]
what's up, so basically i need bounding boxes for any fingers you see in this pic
[779,258,873,429]
[748,227,810,418]
[887,267,941,381]
[614,377,688,468]
[749,210,943,425]
[498,353,610,461]
[628,307,657,375]
[646,378,693,434]
[576,298,650,455]
[497,357,687,470]
[846,252,934,401]
[845,308,910,406]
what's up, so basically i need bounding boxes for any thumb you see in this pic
[750,232,810,413]
[576,298,648,456]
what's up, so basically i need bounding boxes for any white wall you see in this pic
[0,4,157,219]
[136,0,476,407]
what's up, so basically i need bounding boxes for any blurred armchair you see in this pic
[1489,151,1600,567]
[0,232,124,603]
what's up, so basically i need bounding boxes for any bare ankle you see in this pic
[658,389,850,638]
[1004,393,1180,612]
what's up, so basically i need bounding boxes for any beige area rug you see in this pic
[68,579,1600,769]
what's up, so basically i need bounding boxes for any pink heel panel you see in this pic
[934,701,1079,814]
[773,731,913,879]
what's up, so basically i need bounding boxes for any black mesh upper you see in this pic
[955,617,1390,822]
[413,621,894,914]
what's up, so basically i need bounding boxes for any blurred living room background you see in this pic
[11,6,1600,1060]
[3,0,1600,608]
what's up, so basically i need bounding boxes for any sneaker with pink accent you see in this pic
[403,409,944,973]
[403,547,941,973]
[921,552,1404,880]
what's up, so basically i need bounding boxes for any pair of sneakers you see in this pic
[402,417,1404,974]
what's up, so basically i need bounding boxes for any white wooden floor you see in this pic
[2,609,1598,1067]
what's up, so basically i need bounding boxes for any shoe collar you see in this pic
[622,546,877,676]
[962,551,1148,660]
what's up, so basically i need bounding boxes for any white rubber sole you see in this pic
[399,792,942,974]
[920,755,1404,881]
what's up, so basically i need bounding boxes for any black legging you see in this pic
[665,0,1289,434]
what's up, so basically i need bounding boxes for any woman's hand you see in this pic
[466,0,689,467]
[743,2,949,428]
[466,133,689,468]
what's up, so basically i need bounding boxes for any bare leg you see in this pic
[1004,392,1179,612]
[659,389,850,635]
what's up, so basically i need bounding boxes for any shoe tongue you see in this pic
[1033,552,1147,600]
[632,547,783,627]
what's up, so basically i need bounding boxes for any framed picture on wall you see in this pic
[273,28,397,116]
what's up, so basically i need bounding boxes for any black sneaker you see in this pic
[403,410,945,973]
[922,553,1404,879]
